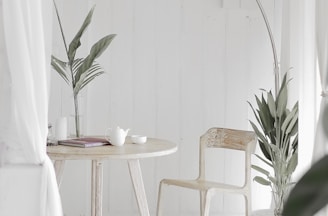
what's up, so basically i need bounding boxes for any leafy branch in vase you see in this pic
[51,1,116,137]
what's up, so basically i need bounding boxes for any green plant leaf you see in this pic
[72,58,84,74]
[252,164,270,176]
[291,134,298,153]
[285,111,298,135]
[51,55,69,84]
[89,34,116,59]
[257,94,274,137]
[283,155,328,216]
[80,63,105,90]
[75,34,116,82]
[281,105,297,134]
[53,0,69,55]
[276,74,288,118]
[286,152,298,175]
[248,101,264,131]
[249,121,272,161]
[258,141,272,162]
[248,100,273,161]
[268,176,276,185]
[268,142,279,154]
[253,176,271,186]
[290,104,299,136]
[255,154,273,167]
[267,91,276,118]
[73,72,88,96]
[68,5,95,62]
[72,61,106,95]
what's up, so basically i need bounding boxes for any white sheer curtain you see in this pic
[313,0,328,163]
[0,0,62,215]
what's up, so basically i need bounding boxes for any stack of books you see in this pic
[58,137,110,148]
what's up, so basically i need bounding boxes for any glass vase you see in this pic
[272,177,291,216]
[69,114,84,138]
[69,94,85,138]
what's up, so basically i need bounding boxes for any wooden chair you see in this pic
[156,127,257,216]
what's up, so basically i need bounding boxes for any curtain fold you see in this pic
[0,0,62,215]
[279,0,317,180]
[313,0,328,163]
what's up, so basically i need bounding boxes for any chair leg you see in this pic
[244,194,251,216]
[203,190,212,216]
[200,190,205,215]
[156,180,165,216]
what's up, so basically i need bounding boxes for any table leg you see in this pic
[53,160,65,188]
[127,159,150,216]
[91,160,103,216]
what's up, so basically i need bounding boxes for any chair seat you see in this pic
[162,178,248,194]
[157,128,256,216]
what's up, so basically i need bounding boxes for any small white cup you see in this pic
[131,135,147,144]
[55,117,67,140]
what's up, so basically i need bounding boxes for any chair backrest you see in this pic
[198,127,257,185]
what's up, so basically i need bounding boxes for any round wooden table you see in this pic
[47,137,177,216]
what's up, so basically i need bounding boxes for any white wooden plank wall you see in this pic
[49,0,276,215]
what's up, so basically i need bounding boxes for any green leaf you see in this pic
[255,154,273,167]
[283,155,328,216]
[72,58,84,74]
[80,63,105,90]
[68,5,95,62]
[51,55,69,84]
[280,71,288,88]
[248,101,264,131]
[73,61,106,95]
[268,142,279,154]
[285,112,298,135]
[53,0,69,54]
[75,34,116,83]
[276,74,288,118]
[73,72,88,96]
[258,141,272,162]
[249,121,268,147]
[291,134,298,153]
[289,103,299,136]
[267,91,276,118]
[286,152,298,175]
[268,176,276,185]
[257,94,274,136]
[252,164,270,176]
[89,34,116,59]
[253,176,271,186]
[281,105,297,134]
[249,121,272,161]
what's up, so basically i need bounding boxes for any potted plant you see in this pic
[51,1,116,137]
[248,1,299,215]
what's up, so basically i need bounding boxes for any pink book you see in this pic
[58,137,110,148]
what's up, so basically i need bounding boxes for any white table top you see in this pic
[47,136,178,160]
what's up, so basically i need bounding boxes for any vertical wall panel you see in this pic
[153,0,182,214]
[223,0,241,8]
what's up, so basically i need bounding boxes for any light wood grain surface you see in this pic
[47,137,177,160]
